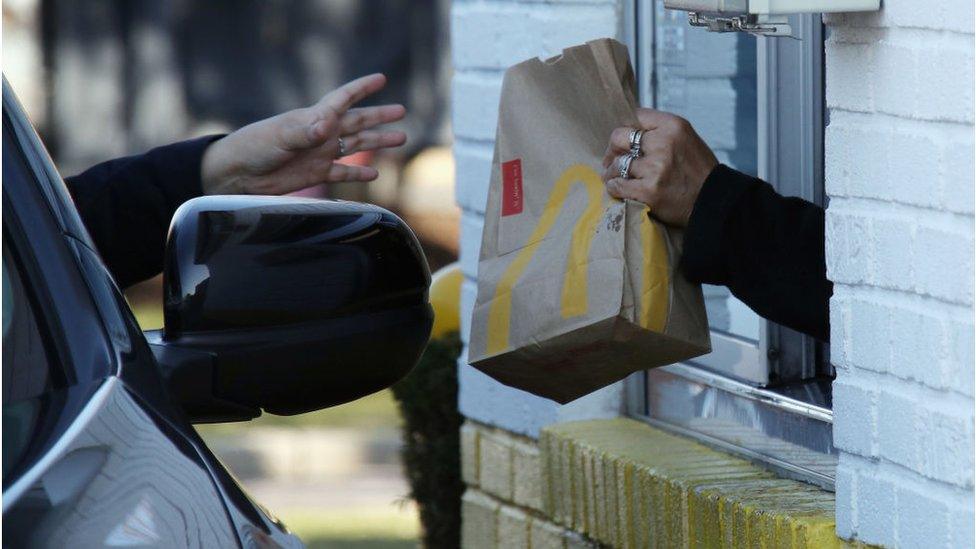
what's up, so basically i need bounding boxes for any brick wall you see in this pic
[463,419,854,548]
[823,3,975,547]
[460,422,599,548]
[452,0,626,436]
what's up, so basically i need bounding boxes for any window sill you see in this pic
[628,364,837,490]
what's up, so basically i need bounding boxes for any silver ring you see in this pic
[337,137,347,157]
[628,129,644,156]
[618,154,635,180]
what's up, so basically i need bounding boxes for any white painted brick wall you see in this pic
[452,0,625,437]
[824,3,975,547]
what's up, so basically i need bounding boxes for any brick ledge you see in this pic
[540,418,879,549]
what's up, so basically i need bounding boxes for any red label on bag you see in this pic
[501,159,523,216]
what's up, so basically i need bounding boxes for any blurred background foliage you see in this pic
[392,334,464,548]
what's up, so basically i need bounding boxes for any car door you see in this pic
[2,87,245,548]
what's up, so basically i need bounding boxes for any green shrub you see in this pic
[391,334,464,549]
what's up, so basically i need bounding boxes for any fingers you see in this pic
[340,104,406,135]
[281,156,381,192]
[278,108,333,151]
[602,156,642,201]
[289,74,390,152]
[602,111,687,167]
[325,162,379,183]
[316,73,388,120]
[602,127,635,168]
[605,177,644,203]
[603,126,654,168]
[602,153,640,183]
[338,130,407,156]
[602,156,657,208]
[602,155,622,182]
[612,127,638,155]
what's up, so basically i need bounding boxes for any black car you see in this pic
[2,79,433,548]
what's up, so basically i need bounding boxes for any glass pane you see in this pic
[2,243,57,479]
[2,248,54,405]
[654,2,761,344]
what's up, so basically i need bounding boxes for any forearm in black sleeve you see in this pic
[64,135,223,289]
[678,164,832,342]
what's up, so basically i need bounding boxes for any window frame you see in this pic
[2,120,75,390]
[1,87,125,491]
[757,13,830,385]
[625,2,836,490]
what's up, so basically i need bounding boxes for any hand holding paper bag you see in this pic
[602,109,719,227]
[468,38,711,404]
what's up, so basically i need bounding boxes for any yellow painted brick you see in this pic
[718,497,735,548]
[479,431,513,501]
[461,422,481,487]
[540,432,560,520]
[539,432,555,515]
[605,454,619,544]
[462,489,499,549]
[593,454,618,547]
[662,478,686,547]
[572,443,587,532]
[497,505,530,549]
[797,516,844,549]
[689,486,723,548]
[531,518,567,549]
[616,460,636,549]
[655,477,678,549]
[512,439,544,512]
[748,507,776,549]
[736,502,754,549]
[559,436,575,527]
[587,448,606,540]
[631,466,651,548]
[538,419,876,549]
[581,447,597,536]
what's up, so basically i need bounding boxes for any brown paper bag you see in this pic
[467,38,711,403]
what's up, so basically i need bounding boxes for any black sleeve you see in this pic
[64,135,224,289]
[678,164,832,342]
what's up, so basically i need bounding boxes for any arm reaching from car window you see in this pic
[65,135,221,289]
[602,108,832,342]
[65,73,406,289]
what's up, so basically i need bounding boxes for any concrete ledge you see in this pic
[540,419,879,549]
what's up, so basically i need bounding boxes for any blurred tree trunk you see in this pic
[42,0,188,175]
[40,0,449,176]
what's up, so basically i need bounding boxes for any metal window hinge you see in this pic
[688,12,794,37]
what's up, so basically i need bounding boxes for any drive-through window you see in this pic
[625,1,835,489]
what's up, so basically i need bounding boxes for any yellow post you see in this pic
[429,262,463,339]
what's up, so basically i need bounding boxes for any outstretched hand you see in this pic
[201,73,407,195]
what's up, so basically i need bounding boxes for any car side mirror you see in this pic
[147,196,433,423]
